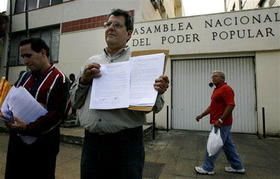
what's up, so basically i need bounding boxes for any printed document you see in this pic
[89,53,165,109]
[90,61,131,109]
[129,53,165,106]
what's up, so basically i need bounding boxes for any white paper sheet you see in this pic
[89,53,165,109]
[129,53,165,106]
[3,86,48,123]
[90,61,131,109]
[1,86,48,144]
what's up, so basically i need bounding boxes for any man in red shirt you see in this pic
[194,71,245,175]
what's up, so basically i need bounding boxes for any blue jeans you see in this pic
[202,125,244,172]
[81,126,145,179]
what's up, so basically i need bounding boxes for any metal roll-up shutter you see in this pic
[172,56,257,133]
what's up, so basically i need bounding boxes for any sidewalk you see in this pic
[1,128,280,179]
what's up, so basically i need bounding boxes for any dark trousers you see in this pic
[5,130,60,179]
[81,126,145,179]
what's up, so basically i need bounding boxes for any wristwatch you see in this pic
[218,118,223,123]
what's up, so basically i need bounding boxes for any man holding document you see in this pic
[73,9,169,179]
[3,38,70,179]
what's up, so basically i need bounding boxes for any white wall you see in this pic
[226,0,242,11]
[57,27,106,76]
[163,0,176,18]
[10,0,141,32]
[140,0,162,21]
[255,51,280,135]
[242,0,259,9]
[274,0,280,6]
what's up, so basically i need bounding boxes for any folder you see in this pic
[0,77,12,117]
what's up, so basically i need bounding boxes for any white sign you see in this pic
[129,7,280,55]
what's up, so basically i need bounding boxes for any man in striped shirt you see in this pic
[4,38,70,179]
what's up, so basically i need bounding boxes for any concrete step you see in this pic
[0,123,153,145]
[60,124,153,145]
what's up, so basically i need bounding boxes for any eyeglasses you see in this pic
[104,21,125,29]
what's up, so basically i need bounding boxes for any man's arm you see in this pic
[73,62,101,109]
[196,107,210,121]
[220,105,235,122]
[153,75,169,113]
[153,94,164,113]
[214,105,235,127]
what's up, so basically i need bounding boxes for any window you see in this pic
[39,0,50,8]
[14,0,25,14]
[51,0,62,6]
[14,0,63,14]
[27,0,37,11]
[9,26,60,66]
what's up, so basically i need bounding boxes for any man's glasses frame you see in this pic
[104,21,125,29]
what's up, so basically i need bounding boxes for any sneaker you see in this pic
[225,166,245,174]
[194,166,215,175]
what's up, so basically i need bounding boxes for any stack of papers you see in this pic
[1,86,48,123]
[89,53,165,110]
[1,86,48,144]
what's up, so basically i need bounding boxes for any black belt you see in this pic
[86,126,143,136]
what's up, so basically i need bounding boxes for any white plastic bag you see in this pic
[207,128,223,157]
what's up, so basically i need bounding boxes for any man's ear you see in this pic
[127,30,133,41]
[41,49,47,57]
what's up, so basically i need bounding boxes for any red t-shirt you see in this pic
[210,82,235,126]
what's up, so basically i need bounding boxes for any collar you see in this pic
[31,64,54,77]
[103,46,130,62]
[215,82,226,89]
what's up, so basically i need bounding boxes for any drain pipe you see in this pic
[166,105,169,132]
[152,111,155,140]
[25,0,29,38]
[5,0,13,80]
[262,107,266,138]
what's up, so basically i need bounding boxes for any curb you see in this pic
[60,125,153,146]
[0,124,153,146]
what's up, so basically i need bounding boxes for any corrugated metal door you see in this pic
[172,56,257,133]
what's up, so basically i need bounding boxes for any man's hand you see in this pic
[154,75,169,94]
[214,120,222,128]
[80,63,101,85]
[0,116,10,123]
[5,117,27,131]
[195,114,203,122]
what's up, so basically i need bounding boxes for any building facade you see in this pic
[0,13,8,73]
[226,0,280,11]
[0,0,182,78]
[1,1,280,136]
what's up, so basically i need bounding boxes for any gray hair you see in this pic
[212,70,225,80]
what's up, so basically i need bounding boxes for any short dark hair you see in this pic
[69,73,75,78]
[107,9,134,31]
[19,38,50,57]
